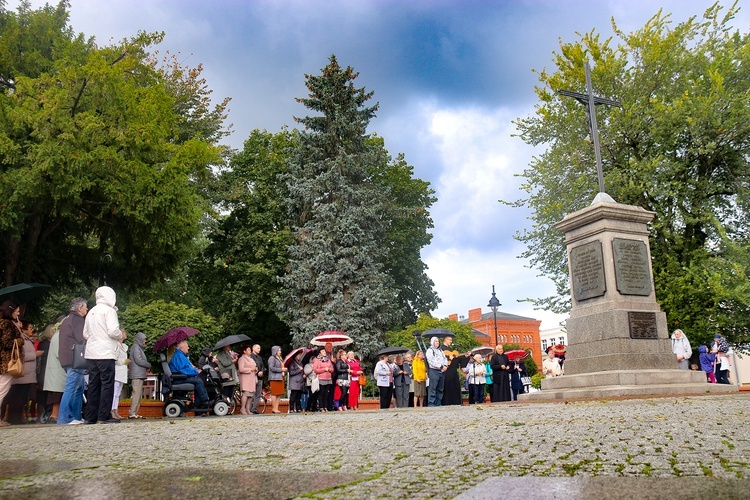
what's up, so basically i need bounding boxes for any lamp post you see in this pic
[488,285,501,346]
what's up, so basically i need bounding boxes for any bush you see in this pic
[531,373,544,390]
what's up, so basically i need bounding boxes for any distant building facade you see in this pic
[449,308,542,367]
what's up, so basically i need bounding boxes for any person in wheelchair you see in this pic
[168,339,209,408]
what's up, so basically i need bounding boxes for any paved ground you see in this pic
[0,394,748,499]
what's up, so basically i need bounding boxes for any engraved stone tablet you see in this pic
[570,241,606,301]
[628,311,658,339]
[613,238,652,296]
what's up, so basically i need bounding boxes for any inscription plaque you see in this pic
[613,238,652,296]
[628,311,658,339]
[570,241,606,301]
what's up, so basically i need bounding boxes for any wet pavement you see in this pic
[0,393,748,499]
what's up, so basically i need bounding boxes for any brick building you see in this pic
[449,308,543,367]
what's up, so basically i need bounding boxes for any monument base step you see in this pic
[541,369,705,390]
[520,381,738,401]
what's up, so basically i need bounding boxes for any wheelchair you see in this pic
[159,353,231,417]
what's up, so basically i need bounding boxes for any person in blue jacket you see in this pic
[169,339,209,407]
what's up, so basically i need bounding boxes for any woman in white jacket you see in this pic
[110,342,129,420]
[462,354,486,404]
[374,354,392,409]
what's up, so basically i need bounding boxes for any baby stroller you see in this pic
[159,353,231,417]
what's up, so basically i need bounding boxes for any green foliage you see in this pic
[385,313,480,354]
[512,3,750,347]
[119,299,222,371]
[531,373,543,390]
[0,2,227,291]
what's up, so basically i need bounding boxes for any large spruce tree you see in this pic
[278,55,398,356]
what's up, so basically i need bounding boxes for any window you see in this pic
[542,339,548,352]
[559,337,566,346]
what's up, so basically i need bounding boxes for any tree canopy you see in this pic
[512,2,750,347]
[0,1,229,290]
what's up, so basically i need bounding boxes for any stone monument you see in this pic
[521,63,736,399]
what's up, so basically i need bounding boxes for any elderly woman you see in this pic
[671,329,692,370]
[287,349,304,413]
[6,320,42,424]
[237,345,258,414]
[411,351,427,407]
[313,346,333,412]
[345,351,363,410]
[215,344,239,398]
[334,349,350,411]
[489,344,511,403]
[41,323,66,422]
[0,302,24,426]
[463,354,486,404]
[542,349,561,378]
[267,346,287,414]
[374,353,392,409]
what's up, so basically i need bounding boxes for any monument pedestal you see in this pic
[521,199,737,401]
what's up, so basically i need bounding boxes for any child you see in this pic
[698,345,716,383]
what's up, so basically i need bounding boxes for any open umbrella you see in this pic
[153,326,201,351]
[374,346,410,357]
[0,283,51,304]
[214,334,251,350]
[471,346,494,357]
[422,328,455,339]
[284,347,309,368]
[301,347,319,366]
[310,331,353,347]
[505,349,530,361]
[550,344,567,356]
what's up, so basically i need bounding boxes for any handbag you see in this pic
[521,376,532,386]
[72,343,88,370]
[7,340,24,377]
[358,374,367,386]
[311,374,320,393]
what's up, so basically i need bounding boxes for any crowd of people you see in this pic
[671,329,735,384]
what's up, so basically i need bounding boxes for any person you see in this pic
[463,354,486,404]
[267,345,287,414]
[425,337,448,407]
[712,335,731,384]
[304,352,318,412]
[671,329,692,370]
[6,320,42,424]
[374,353,392,409]
[215,344,238,398]
[42,323,66,422]
[197,348,218,374]
[237,345,258,415]
[509,360,526,401]
[312,346,333,412]
[128,332,151,419]
[489,345,511,402]
[334,349,350,411]
[288,349,304,413]
[698,345,716,383]
[249,344,265,414]
[405,352,415,407]
[324,343,337,411]
[0,301,24,427]
[169,339,209,407]
[83,286,126,424]
[542,349,561,378]
[411,350,427,407]
[110,341,129,420]
[57,298,88,425]
[484,356,494,401]
[346,351,363,410]
[393,354,411,409]
[440,336,466,406]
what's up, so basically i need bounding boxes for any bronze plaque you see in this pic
[570,241,606,301]
[628,311,658,339]
[612,238,652,296]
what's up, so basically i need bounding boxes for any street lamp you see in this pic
[488,285,501,346]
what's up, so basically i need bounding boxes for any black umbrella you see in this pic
[214,334,251,350]
[422,328,456,338]
[0,283,51,304]
[301,347,319,366]
[374,346,410,357]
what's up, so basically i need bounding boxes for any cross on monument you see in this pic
[558,61,621,194]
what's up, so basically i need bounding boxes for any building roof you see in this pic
[459,311,538,323]
[471,328,490,338]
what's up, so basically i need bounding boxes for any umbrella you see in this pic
[422,328,455,339]
[284,347,309,368]
[505,349,530,361]
[310,331,353,347]
[301,347,319,366]
[374,346,410,357]
[0,283,51,304]
[214,334,251,350]
[550,344,567,356]
[471,346,494,357]
[153,326,201,351]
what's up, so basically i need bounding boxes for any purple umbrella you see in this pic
[153,326,201,351]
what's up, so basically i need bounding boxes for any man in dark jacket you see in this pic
[57,298,88,425]
[249,344,265,414]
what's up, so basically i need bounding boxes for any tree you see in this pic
[0,1,228,290]
[385,313,480,354]
[278,55,399,357]
[512,3,750,347]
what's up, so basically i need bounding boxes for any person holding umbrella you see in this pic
[267,346,287,414]
[0,301,24,427]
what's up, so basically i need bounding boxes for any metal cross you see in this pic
[558,62,621,194]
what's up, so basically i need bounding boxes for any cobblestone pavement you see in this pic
[0,394,748,499]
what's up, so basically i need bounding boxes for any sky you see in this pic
[12,0,750,328]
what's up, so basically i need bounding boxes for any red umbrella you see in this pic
[550,344,566,356]
[153,326,201,351]
[284,347,308,368]
[310,331,352,347]
[505,349,530,361]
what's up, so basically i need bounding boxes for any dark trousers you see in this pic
[307,389,318,411]
[469,384,484,404]
[337,383,349,408]
[379,386,391,409]
[289,389,302,412]
[85,359,115,423]
[319,383,331,409]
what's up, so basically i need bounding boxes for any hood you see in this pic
[271,345,280,356]
[699,345,707,354]
[135,331,147,346]
[95,286,116,308]
[201,347,213,357]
